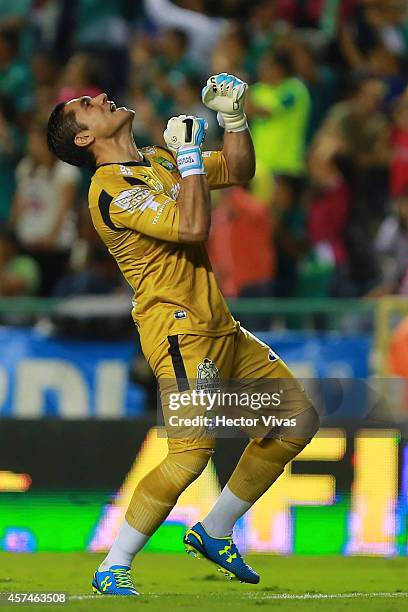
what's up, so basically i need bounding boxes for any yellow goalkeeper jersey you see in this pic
[88,146,237,359]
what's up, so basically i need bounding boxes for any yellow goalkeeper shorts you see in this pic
[146,325,313,452]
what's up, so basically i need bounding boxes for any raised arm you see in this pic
[176,171,211,243]
[164,115,211,242]
[109,115,211,244]
[202,73,256,185]
[144,0,214,33]
[222,130,255,185]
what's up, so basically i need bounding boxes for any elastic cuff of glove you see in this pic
[176,145,205,178]
[217,112,248,132]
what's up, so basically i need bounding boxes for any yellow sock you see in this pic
[125,448,213,535]
[227,436,309,503]
[228,405,319,503]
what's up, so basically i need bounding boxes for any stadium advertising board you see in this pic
[0,421,403,556]
[0,328,370,418]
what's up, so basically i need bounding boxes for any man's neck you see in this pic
[95,130,143,167]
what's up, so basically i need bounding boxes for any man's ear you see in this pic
[74,131,94,148]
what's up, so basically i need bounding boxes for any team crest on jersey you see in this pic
[156,156,177,172]
[196,358,221,392]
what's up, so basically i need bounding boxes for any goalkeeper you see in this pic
[47,73,319,596]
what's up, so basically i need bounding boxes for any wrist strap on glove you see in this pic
[217,111,248,133]
[176,145,205,179]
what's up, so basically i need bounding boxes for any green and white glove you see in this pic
[163,114,208,178]
[202,73,248,132]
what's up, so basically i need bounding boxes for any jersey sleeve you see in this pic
[202,150,230,189]
[110,184,180,242]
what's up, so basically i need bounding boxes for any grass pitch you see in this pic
[0,552,407,611]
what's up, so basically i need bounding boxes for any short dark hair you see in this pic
[47,102,96,168]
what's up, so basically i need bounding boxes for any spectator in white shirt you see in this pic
[143,0,227,72]
[10,121,81,295]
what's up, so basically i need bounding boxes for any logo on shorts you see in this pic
[196,358,220,392]
[268,349,279,362]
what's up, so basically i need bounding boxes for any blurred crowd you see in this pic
[0,0,407,301]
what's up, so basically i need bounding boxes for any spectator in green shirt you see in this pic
[291,41,338,145]
[152,28,199,118]
[246,0,289,78]
[248,50,311,177]
[271,174,308,297]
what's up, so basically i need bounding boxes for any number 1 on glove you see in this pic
[163,114,208,179]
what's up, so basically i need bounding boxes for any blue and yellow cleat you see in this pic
[92,565,139,596]
[184,522,260,584]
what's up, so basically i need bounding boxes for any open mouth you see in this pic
[109,102,117,112]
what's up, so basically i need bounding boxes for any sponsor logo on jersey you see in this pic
[196,358,221,392]
[113,188,161,213]
[152,202,166,224]
[142,146,156,156]
[119,164,133,176]
[174,310,187,319]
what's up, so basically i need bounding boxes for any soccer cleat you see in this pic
[91,565,139,596]
[183,522,260,584]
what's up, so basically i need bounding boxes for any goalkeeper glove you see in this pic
[163,115,208,179]
[202,73,248,132]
